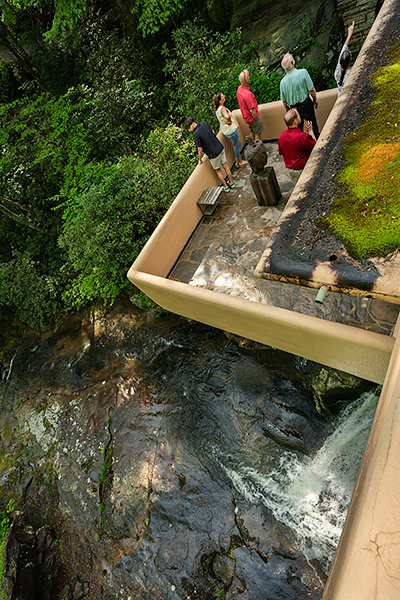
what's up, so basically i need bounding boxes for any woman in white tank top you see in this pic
[213,92,247,168]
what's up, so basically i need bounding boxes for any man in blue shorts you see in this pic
[184,117,234,191]
[280,54,319,139]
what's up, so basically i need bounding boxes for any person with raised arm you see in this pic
[335,21,355,96]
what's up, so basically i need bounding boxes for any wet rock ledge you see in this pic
[0,299,382,599]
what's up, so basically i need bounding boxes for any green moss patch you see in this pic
[318,49,400,259]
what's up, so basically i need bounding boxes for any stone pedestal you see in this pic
[250,166,282,206]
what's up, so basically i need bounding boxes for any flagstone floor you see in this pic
[168,141,400,335]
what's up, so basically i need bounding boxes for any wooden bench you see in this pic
[197,186,229,219]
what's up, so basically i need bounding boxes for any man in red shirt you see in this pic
[278,108,316,171]
[237,70,264,141]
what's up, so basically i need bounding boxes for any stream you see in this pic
[0,304,378,599]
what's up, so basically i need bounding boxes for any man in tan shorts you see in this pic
[184,117,234,192]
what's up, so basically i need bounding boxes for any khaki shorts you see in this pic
[249,118,264,135]
[210,148,227,169]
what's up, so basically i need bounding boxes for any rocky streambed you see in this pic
[0,298,377,599]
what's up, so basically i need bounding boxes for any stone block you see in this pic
[249,166,282,207]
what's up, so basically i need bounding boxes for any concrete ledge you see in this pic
[128,267,394,385]
[131,91,337,280]
[323,314,400,600]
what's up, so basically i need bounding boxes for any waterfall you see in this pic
[215,388,380,572]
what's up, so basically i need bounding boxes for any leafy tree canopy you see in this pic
[0,1,331,336]
[133,0,189,36]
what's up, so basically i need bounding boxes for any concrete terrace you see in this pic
[168,141,399,335]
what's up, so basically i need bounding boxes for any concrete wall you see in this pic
[127,87,396,385]
[323,312,400,600]
[130,268,393,384]
[131,89,337,280]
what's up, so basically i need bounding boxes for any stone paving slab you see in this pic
[168,141,400,335]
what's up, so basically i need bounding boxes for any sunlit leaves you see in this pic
[162,22,259,125]
[133,0,189,36]
[59,125,196,307]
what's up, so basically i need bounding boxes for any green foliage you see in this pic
[0,90,92,204]
[59,124,196,308]
[0,254,60,328]
[0,1,339,332]
[134,0,189,37]
[27,0,89,42]
[318,50,400,258]
[99,458,108,487]
[242,65,282,104]
[163,22,259,125]
[76,27,163,152]
[0,499,17,593]
[134,291,164,317]
[0,89,93,326]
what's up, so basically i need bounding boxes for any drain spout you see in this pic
[315,285,328,304]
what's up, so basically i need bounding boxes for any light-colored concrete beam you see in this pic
[128,268,394,385]
[323,313,400,599]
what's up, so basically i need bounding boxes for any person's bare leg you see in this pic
[215,167,228,188]
[221,162,233,186]
[255,133,263,140]
[235,158,247,168]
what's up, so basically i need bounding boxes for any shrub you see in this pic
[163,22,259,125]
[0,254,60,329]
[59,124,196,308]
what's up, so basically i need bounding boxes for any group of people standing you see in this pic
[278,20,354,172]
[184,21,355,186]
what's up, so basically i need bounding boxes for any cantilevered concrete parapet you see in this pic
[129,268,394,385]
[127,78,394,385]
[323,314,400,600]
[129,89,386,381]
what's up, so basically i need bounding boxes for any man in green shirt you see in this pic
[280,53,319,139]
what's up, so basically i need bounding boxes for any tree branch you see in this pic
[0,203,44,232]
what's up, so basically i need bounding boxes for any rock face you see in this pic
[2,512,55,600]
[206,0,378,86]
[0,297,373,600]
[307,365,372,416]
